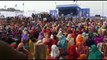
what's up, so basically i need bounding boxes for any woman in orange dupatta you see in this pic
[76,32,89,55]
[76,32,84,47]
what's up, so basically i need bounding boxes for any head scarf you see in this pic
[71,32,76,39]
[44,38,52,51]
[88,31,94,39]
[82,32,88,41]
[38,32,44,40]
[98,28,102,34]
[67,26,71,34]
[66,34,75,46]
[22,34,29,41]
[29,40,34,56]
[23,27,28,31]
[46,27,51,36]
[82,32,86,37]
[94,35,104,45]
[98,23,101,27]
[76,34,84,46]
[57,30,63,39]
[88,44,102,59]
[57,35,67,50]
[22,29,29,41]
[34,23,36,29]
[50,45,60,58]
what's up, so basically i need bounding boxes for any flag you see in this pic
[55,2,56,5]
[4,5,6,8]
[73,0,77,2]
[15,4,17,7]
[23,3,24,6]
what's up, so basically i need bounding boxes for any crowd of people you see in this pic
[0,13,107,59]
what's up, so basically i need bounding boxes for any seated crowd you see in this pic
[0,15,107,59]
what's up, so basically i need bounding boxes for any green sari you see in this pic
[88,44,102,60]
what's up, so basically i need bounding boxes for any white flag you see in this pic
[4,5,6,8]
[23,3,24,6]
[15,4,17,7]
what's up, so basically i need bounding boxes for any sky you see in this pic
[0,1,107,16]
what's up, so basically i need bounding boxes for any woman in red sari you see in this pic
[46,30,59,60]
[67,45,79,60]
[51,34,59,45]
[43,30,53,53]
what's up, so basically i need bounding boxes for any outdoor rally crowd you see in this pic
[0,14,107,60]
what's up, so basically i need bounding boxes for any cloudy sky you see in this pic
[0,1,107,16]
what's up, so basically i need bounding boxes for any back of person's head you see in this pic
[85,39,95,47]
[0,41,27,59]
[78,54,87,59]
[53,35,57,40]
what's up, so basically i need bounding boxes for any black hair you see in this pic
[85,39,95,47]
[69,30,72,34]
[53,35,57,40]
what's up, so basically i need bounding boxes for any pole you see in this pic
[6,8,7,18]
[73,0,77,4]
[23,3,24,16]
[4,5,7,18]
[15,4,17,17]
[102,1,104,17]
[55,2,56,10]
[15,11,17,17]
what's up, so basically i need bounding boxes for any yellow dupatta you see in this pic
[28,40,34,59]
